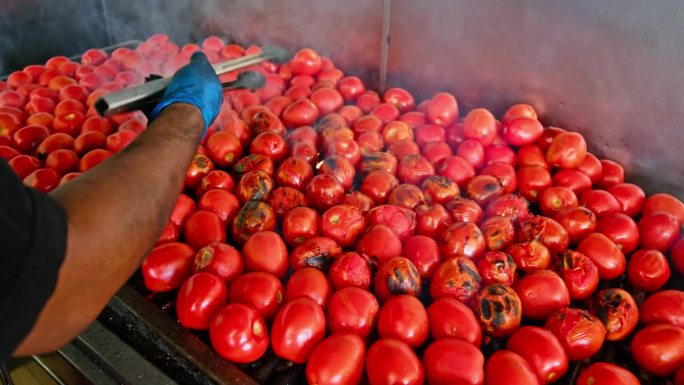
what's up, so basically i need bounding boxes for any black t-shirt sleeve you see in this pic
[0,159,68,363]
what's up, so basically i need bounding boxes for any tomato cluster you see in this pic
[3,34,684,385]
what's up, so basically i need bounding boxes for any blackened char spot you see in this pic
[480,299,492,320]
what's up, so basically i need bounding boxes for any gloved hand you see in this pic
[150,52,223,137]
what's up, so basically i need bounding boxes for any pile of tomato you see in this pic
[2,33,683,385]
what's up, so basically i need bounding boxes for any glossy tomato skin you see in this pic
[271,297,326,364]
[639,290,684,328]
[305,174,345,212]
[373,257,421,301]
[627,249,670,292]
[196,170,234,198]
[576,363,640,385]
[637,212,680,252]
[589,288,639,341]
[513,270,570,320]
[507,326,568,384]
[328,252,372,290]
[517,215,570,253]
[517,165,552,203]
[427,297,482,346]
[356,224,402,264]
[176,272,228,330]
[553,206,597,245]
[476,251,517,286]
[507,240,551,272]
[546,132,587,169]
[607,183,645,217]
[402,235,441,279]
[183,210,225,250]
[377,295,428,348]
[427,92,458,126]
[576,232,626,280]
[597,159,624,189]
[282,206,319,246]
[553,249,599,301]
[440,221,485,260]
[553,169,593,196]
[630,324,684,377]
[539,186,578,217]
[209,303,269,363]
[185,153,214,189]
[285,267,332,308]
[320,204,367,247]
[580,189,621,219]
[327,287,379,338]
[424,338,485,385]
[193,242,244,284]
[576,152,603,184]
[306,333,366,385]
[484,350,539,385]
[229,272,283,320]
[475,284,522,337]
[673,237,684,275]
[231,201,277,244]
[366,339,424,385]
[502,116,543,146]
[241,231,288,278]
[544,307,606,362]
[642,193,684,226]
[436,155,475,188]
[430,256,482,305]
[141,242,195,292]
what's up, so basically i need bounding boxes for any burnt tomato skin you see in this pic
[517,215,570,254]
[439,221,485,260]
[589,288,639,341]
[507,326,568,384]
[359,151,397,175]
[318,154,356,191]
[553,249,600,301]
[373,257,422,302]
[290,236,343,271]
[423,338,485,385]
[327,287,379,338]
[639,290,684,328]
[507,240,551,271]
[233,154,274,177]
[228,272,284,321]
[270,297,326,364]
[267,186,308,218]
[377,295,429,348]
[576,363,640,385]
[388,183,426,210]
[421,175,460,204]
[427,297,482,345]
[236,170,273,202]
[485,194,531,223]
[479,216,515,251]
[544,307,606,362]
[445,197,484,224]
[466,175,504,207]
[476,251,517,286]
[430,257,482,306]
[475,284,522,338]
[320,204,367,247]
[328,251,372,290]
[397,153,435,185]
[513,269,570,320]
[366,339,424,385]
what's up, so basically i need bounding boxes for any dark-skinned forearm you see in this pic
[14,104,203,355]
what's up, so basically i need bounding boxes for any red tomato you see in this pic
[8,155,41,179]
[13,125,49,154]
[544,307,606,361]
[367,204,416,240]
[289,48,322,76]
[638,212,680,252]
[503,104,538,124]
[642,193,684,226]
[285,267,332,308]
[517,144,549,169]
[373,257,421,301]
[596,212,640,254]
[281,98,319,127]
[426,92,458,126]
[0,145,19,161]
[627,249,670,292]
[176,272,227,330]
[73,131,106,155]
[553,206,597,245]
[337,76,365,101]
[444,197,485,225]
[366,339,424,385]
[328,252,372,290]
[436,155,476,188]
[477,251,517,286]
[607,183,645,217]
[546,132,587,169]
[673,237,684,275]
[23,168,60,192]
[275,156,314,190]
[630,324,684,377]
[502,117,544,146]
[306,333,366,385]
[36,133,74,158]
[639,290,684,328]
[427,297,482,345]
[169,193,195,228]
[462,108,497,146]
[105,130,137,153]
[589,288,639,341]
[228,272,283,320]
[480,162,517,194]
[193,242,243,284]
[576,363,640,385]
[327,287,379,338]
[554,249,599,301]
[271,297,326,364]
[576,152,603,184]
[282,206,319,247]
[206,131,242,168]
[484,350,539,385]
[575,232,625,280]
[403,235,441,279]
[485,194,531,223]
[183,210,226,249]
[305,174,345,211]
[383,87,415,112]
[360,170,399,204]
[290,236,343,271]
[507,326,568,384]
[440,221,485,259]
[517,165,552,203]
[517,215,570,253]
[414,203,452,239]
[430,256,482,305]
[356,224,403,263]
[377,295,428,348]
[209,303,268,363]
[513,270,570,320]
[597,159,624,189]
[185,153,215,189]
[466,175,503,206]
[45,149,78,174]
[397,153,434,185]
[196,170,235,198]
[424,338,485,385]
[553,169,593,196]
[241,231,288,278]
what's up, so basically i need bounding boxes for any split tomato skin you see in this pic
[589,288,639,341]
[626,249,670,292]
[366,339,424,385]
[430,256,482,305]
[271,297,326,364]
[553,249,599,301]
[305,333,366,385]
[544,307,606,362]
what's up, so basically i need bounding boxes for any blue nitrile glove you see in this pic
[150,52,222,137]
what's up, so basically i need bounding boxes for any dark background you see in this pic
[2,0,683,197]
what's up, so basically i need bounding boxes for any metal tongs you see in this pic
[95,45,289,116]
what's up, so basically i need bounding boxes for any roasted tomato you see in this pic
[476,251,517,286]
[327,287,379,338]
[630,324,684,377]
[343,191,375,214]
[185,153,215,190]
[274,156,314,189]
[553,249,600,301]
[475,284,522,337]
[388,183,426,210]
[360,151,398,175]
[479,216,515,251]
[320,204,367,247]
[318,154,356,191]
[285,267,332,308]
[377,295,429,348]
[430,257,482,305]
[421,175,460,204]
[639,290,684,328]
[480,162,517,194]
[367,204,416,240]
[507,326,568,384]
[397,153,434,185]
[233,154,274,177]
[424,338,485,385]
[589,288,639,341]
[228,272,284,321]
[267,186,308,217]
[236,170,273,202]
[305,333,366,385]
[626,249,670,292]
[209,303,269,364]
[427,297,482,345]
[414,203,452,239]
[575,232,626,280]
[517,215,570,253]
[576,363,640,385]
[440,221,485,260]
[305,174,345,211]
[328,252,372,290]
[466,175,504,206]
[485,194,530,223]
[539,186,578,217]
[507,240,551,271]
[366,339,424,385]
[544,307,606,362]
[373,256,421,301]
[436,155,475,188]
[270,297,326,364]
[356,224,403,263]
[513,270,570,320]
[231,201,277,244]
[445,197,485,223]
[290,236,343,271]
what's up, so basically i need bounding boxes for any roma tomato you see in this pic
[607,183,645,217]
[427,297,482,346]
[377,295,428,348]
[589,288,639,341]
[639,290,684,328]
[580,189,621,218]
[414,203,452,239]
[507,326,568,384]
[484,350,539,385]
[403,235,441,279]
[553,206,597,245]
[356,224,402,263]
[642,193,684,226]
[576,363,640,385]
[285,267,332,308]
[506,240,551,272]
[193,242,244,284]
[597,159,624,189]
[241,231,288,278]
[231,201,277,244]
[430,256,482,305]
[440,221,485,260]
[637,212,680,252]
[290,236,343,271]
[539,186,578,217]
[271,297,326,364]
[320,204,367,247]
[228,272,283,320]
[544,307,606,362]
[282,206,320,246]
[141,242,194,292]
[366,339,424,385]
[176,272,228,330]
[517,215,570,253]
[517,166,551,203]
[306,333,366,385]
[373,257,421,301]
[328,252,372,290]
[554,249,599,301]
[424,338,485,385]
[502,117,543,146]
[576,232,626,280]
[367,204,416,240]
[183,210,225,249]
[209,304,269,364]
[513,270,570,320]
[327,287,379,338]
[553,169,592,196]
[627,249,670,292]
[426,92,458,126]
[546,132,587,169]
[479,216,515,252]
[630,324,684,377]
